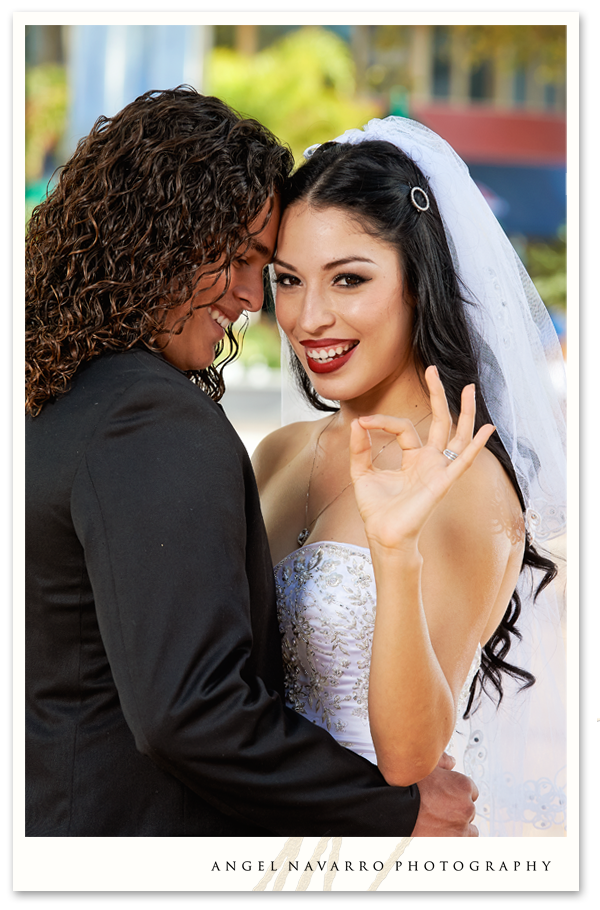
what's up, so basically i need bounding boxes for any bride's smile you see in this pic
[300,338,358,371]
[274,203,418,406]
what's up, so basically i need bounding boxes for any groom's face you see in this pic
[160,196,281,372]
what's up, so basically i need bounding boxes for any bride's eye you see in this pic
[274,273,300,287]
[334,273,368,287]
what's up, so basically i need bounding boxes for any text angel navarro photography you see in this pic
[210,859,553,874]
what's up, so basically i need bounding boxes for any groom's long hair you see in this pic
[282,140,557,717]
[26,86,293,416]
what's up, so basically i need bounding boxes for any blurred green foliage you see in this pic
[25,63,68,184]
[214,317,281,370]
[207,26,381,164]
[237,318,281,369]
[527,232,566,312]
[452,24,566,76]
[360,24,566,99]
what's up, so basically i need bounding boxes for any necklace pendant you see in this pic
[297,528,310,548]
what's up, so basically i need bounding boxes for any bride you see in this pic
[253,118,567,836]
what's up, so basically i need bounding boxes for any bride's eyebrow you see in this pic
[272,257,298,271]
[273,256,296,272]
[272,255,375,271]
[322,256,375,271]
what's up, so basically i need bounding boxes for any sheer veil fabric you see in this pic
[275,117,567,836]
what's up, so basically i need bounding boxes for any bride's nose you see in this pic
[296,288,336,334]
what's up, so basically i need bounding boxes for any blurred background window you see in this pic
[469,60,494,102]
[544,82,558,108]
[513,66,527,106]
[432,26,451,99]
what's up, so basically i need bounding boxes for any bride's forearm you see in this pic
[368,543,456,787]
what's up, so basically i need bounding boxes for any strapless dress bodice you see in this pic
[275,541,481,765]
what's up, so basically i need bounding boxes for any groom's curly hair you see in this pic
[26,86,293,416]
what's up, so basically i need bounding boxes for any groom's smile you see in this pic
[160,197,280,372]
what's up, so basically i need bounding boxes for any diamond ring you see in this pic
[443,449,459,461]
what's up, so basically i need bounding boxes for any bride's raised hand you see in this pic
[350,365,496,552]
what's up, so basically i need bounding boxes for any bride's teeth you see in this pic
[307,342,355,362]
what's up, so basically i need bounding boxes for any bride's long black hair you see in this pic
[281,139,557,717]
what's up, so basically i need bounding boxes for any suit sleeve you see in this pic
[71,373,420,835]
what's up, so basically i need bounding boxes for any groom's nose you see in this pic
[231,269,265,313]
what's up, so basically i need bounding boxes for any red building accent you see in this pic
[411,104,566,166]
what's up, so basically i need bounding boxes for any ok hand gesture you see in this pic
[350,366,496,552]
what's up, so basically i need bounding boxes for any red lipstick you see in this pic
[300,339,359,374]
[299,339,352,348]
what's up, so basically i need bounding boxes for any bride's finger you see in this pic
[424,366,453,452]
[349,418,375,481]
[356,413,422,453]
[444,423,496,480]
[448,383,477,452]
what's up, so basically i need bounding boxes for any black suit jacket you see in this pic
[26,348,420,836]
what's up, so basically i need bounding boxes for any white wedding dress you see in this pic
[275,540,566,836]
[275,540,480,763]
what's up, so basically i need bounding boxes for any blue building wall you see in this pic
[66,25,208,155]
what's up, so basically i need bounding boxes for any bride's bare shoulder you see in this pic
[252,416,330,491]
[427,444,525,555]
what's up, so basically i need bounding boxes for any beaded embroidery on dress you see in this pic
[275,541,480,764]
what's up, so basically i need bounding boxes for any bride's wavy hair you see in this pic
[26,86,293,416]
[281,139,557,717]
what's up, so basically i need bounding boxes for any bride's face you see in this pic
[274,203,416,403]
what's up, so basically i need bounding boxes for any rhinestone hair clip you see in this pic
[410,185,430,212]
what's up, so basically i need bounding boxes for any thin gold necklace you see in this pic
[296,410,431,548]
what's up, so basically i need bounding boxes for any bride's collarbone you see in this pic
[265,418,407,563]
[267,457,371,565]
[298,461,372,554]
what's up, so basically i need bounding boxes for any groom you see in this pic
[26,87,478,836]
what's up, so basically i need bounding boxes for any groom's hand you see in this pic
[411,753,479,837]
